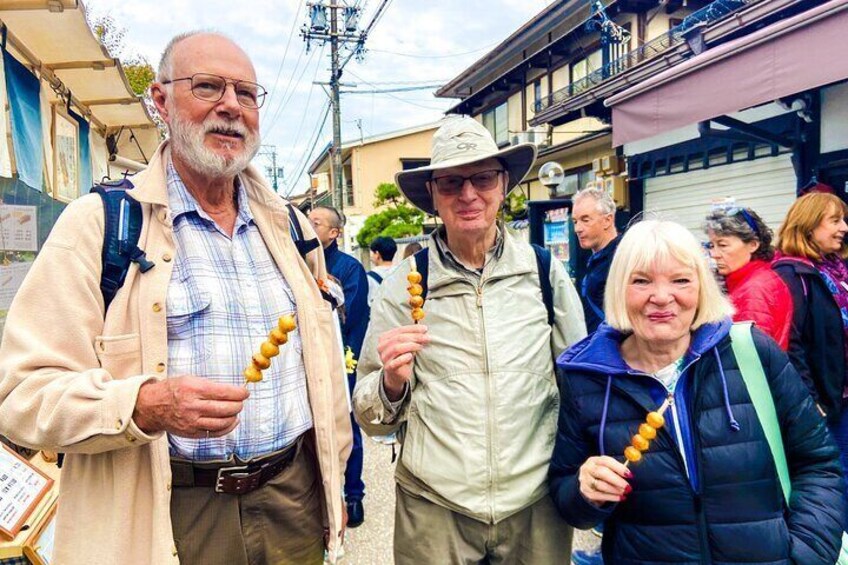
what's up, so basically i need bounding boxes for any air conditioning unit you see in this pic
[511,128,550,148]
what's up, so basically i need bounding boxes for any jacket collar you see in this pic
[557,318,732,377]
[128,140,284,214]
[426,225,535,290]
[725,259,768,293]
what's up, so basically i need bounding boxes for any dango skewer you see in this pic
[243,314,297,388]
[407,268,425,324]
[623,399,670,467]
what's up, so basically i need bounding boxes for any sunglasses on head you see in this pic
[726,206,759,237]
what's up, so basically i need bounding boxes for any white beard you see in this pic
[168,110,260,179]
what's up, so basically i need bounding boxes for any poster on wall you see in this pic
[0,204,38,252]
[0,261,33,310]
[52,107,78,203]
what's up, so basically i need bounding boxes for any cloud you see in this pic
[85,0,551,194]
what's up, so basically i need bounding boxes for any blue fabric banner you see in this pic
[3,49,42,191]
[70,109,92,193]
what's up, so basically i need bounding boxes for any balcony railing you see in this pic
[535,0,749,114]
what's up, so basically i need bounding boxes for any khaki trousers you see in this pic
[394,486,573,565]
[170,436,325,565]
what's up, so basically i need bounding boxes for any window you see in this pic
[482,102,509,146]
[344,181,355,207]
[571,49,603,84]
[534,81,542,109]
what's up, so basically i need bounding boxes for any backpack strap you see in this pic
[412,248,430,300]
[531,244,555,327]
[367,270,384,284]
[729,323,792,504]
[286,203,320,259]
[91,180,155,311]
[409,245,554,327]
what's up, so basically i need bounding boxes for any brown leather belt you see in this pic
[170,437,300,495]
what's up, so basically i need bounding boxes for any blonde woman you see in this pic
[773,192,848,519]
[550,220,843,564]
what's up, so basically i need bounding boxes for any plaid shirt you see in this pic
[165,163,312,461]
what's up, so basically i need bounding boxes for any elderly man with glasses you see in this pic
[353,116,587,564]
[0,32,351,565]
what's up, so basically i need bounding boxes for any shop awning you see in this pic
[607,0,848,147]
[0,0,159,160]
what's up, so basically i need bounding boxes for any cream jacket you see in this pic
[354,229,586,523]
[0,143,351,564]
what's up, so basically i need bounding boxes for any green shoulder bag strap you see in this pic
[730,322,848,564]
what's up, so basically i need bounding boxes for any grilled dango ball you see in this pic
[411,308,426,322]
[646,411,665,429]
[631,434,650,452]
[638,423,657,440]
[407,271,422,285]
[278,314,297,333]
[624,446,643,463]
[244,365,263,383]
[407,283,424,296]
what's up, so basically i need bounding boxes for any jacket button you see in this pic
[171,545,178,556]
[156,363,166,373]
[125,432,137,443]
[115,418,123,430]
[166,480,171,491]
[162,253,172,262]
[152,302,162,313]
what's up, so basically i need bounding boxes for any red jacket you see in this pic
[725,260,792,350]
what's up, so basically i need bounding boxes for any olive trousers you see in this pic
[170,435,325,565]
[394,486,573,565]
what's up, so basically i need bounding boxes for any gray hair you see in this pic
[704,207,774,261]
[157,30,233,81]
[573,186,616,216]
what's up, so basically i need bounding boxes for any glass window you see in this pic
[483,102,509,146]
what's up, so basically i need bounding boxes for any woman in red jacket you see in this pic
[705,206,792,349]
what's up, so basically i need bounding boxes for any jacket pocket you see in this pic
[94,333,143,378]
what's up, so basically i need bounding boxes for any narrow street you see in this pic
[340,437,599,564]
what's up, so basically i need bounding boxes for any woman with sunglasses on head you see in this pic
[704,206,792,350]
[773,192,848,516]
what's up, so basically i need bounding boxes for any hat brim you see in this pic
[395,142,538,216]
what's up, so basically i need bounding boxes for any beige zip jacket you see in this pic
[0,143,351,564]
[354,228,586,523]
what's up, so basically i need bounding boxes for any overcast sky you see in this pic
[84,0,553,195]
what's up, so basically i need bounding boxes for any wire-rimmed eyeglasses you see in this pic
[161,73,267,109]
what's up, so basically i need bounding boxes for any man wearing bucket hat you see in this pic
[353,116,586,563]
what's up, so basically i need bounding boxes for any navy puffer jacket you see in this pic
[550,320,844,564]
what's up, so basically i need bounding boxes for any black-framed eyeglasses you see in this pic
[430,169,505,196]
[726,206,759,237]
[161,73,267,109]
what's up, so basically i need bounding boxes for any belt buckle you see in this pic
[215,464,250,493]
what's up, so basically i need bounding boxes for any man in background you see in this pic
[572,187,621,334]
[309,205,370,528]
[366,236,397,305]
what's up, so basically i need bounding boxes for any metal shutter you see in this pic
[643,155,797,237]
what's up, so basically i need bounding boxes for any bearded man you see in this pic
[0,32,351,565]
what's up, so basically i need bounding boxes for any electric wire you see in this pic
[261,0,304,116]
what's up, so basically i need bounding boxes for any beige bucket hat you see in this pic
[395,116,537,216]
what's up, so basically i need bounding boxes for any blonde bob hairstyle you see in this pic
[777,192,848,261]
[605,220,734,332]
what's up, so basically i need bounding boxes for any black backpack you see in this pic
[91,180,320,311]
[412,244,555,326]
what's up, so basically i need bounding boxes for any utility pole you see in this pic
[302,0,392,213]
[259,145,283,192]
[329,0,343,210]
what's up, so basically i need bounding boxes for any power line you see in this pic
[369,41,500,59]
[340,84,443,94]
[286,102,332,196]
[345,69,446,110]
[262,1,305,115]
[263,45,323,136]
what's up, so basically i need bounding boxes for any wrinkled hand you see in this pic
[133,375,249,438]
[378,325,429,401]
[579,455,632,507]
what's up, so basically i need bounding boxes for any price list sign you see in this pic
[0,444,53,539]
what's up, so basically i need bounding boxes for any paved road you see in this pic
[339,436,599,564]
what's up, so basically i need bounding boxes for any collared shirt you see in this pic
[165,162,312,461]
[431,224,505,281]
